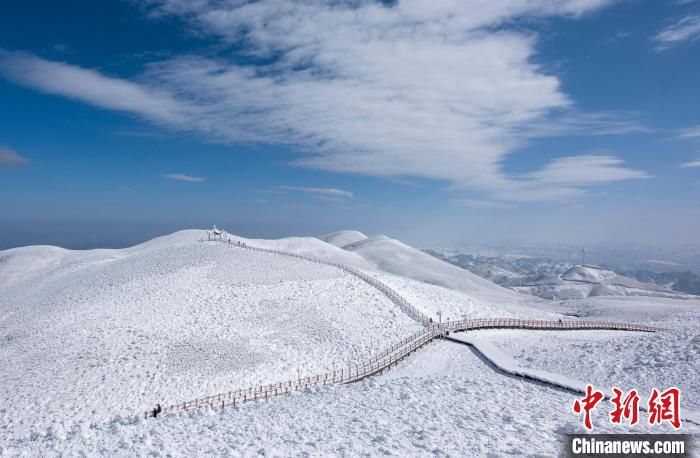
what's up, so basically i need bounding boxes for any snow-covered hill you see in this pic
[0,230,427,437]
[2,229,699,455]
[511,265,689,300]
[329,233,535,308]
[0,229,537,441]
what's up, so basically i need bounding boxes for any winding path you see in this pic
[144,241,664,418]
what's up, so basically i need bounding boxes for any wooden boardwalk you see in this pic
[145,318,660,418]
[144,241,662,419]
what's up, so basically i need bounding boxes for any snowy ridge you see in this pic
[150,318,661,417]
[339,234,532,307]
[321,230,368,249]
[229,240,432,325]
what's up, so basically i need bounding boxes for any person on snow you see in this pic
[152,403,162,418]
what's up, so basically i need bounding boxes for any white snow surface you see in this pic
[2,229,699,455]
[480,296,700,413]
[320,230,368,248]
[449,332,700,424]
[339,234,535,307]
[3,341,695,456]
[0,231,424,441]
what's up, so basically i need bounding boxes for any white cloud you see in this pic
[0,52,192,126]
[679,125,700,139]
[525,155,650,184]
[0,146,30,166]
[278,186,353,199]
[163,173,205,182]
[0,0,650,203]
[680,158,700,168]
[494,155,648,202]
[653,15,700,50]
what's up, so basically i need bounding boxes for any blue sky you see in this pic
[1,0,699,249]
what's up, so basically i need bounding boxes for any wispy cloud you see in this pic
[653,15,700,50]
[278,186,353,200]
[0,146,30,166]
[680,158,700,168]
[678,125,700,139]
[0,51,192,126]
[522,112,649,137]
[0,0,649,203]
[163,173,204,182]
[478,155,649,203]
[525,155,650,185]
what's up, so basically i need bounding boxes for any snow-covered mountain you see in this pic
[0,229,533,440]
[2,229,699,455]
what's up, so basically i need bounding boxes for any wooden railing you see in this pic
[144,318,660,418]
[443,318,662,333]
[145,324,440,418]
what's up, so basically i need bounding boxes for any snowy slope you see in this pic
[242,230,541,316]
[321,230,368,248]
[3,340,695,456]
[0,231,422,440]
[478,295,700,414]
[333,234,534,308]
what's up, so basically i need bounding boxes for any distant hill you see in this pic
[617,269,700,296]
[425,249,696,300]
[510,264,688,300]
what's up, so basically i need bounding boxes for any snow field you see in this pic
[0,239,421,441]
[2,230,699,455]
[3,341,694,457]
[473,296,700,414]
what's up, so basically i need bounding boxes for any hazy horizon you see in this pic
[2,0,700,251]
